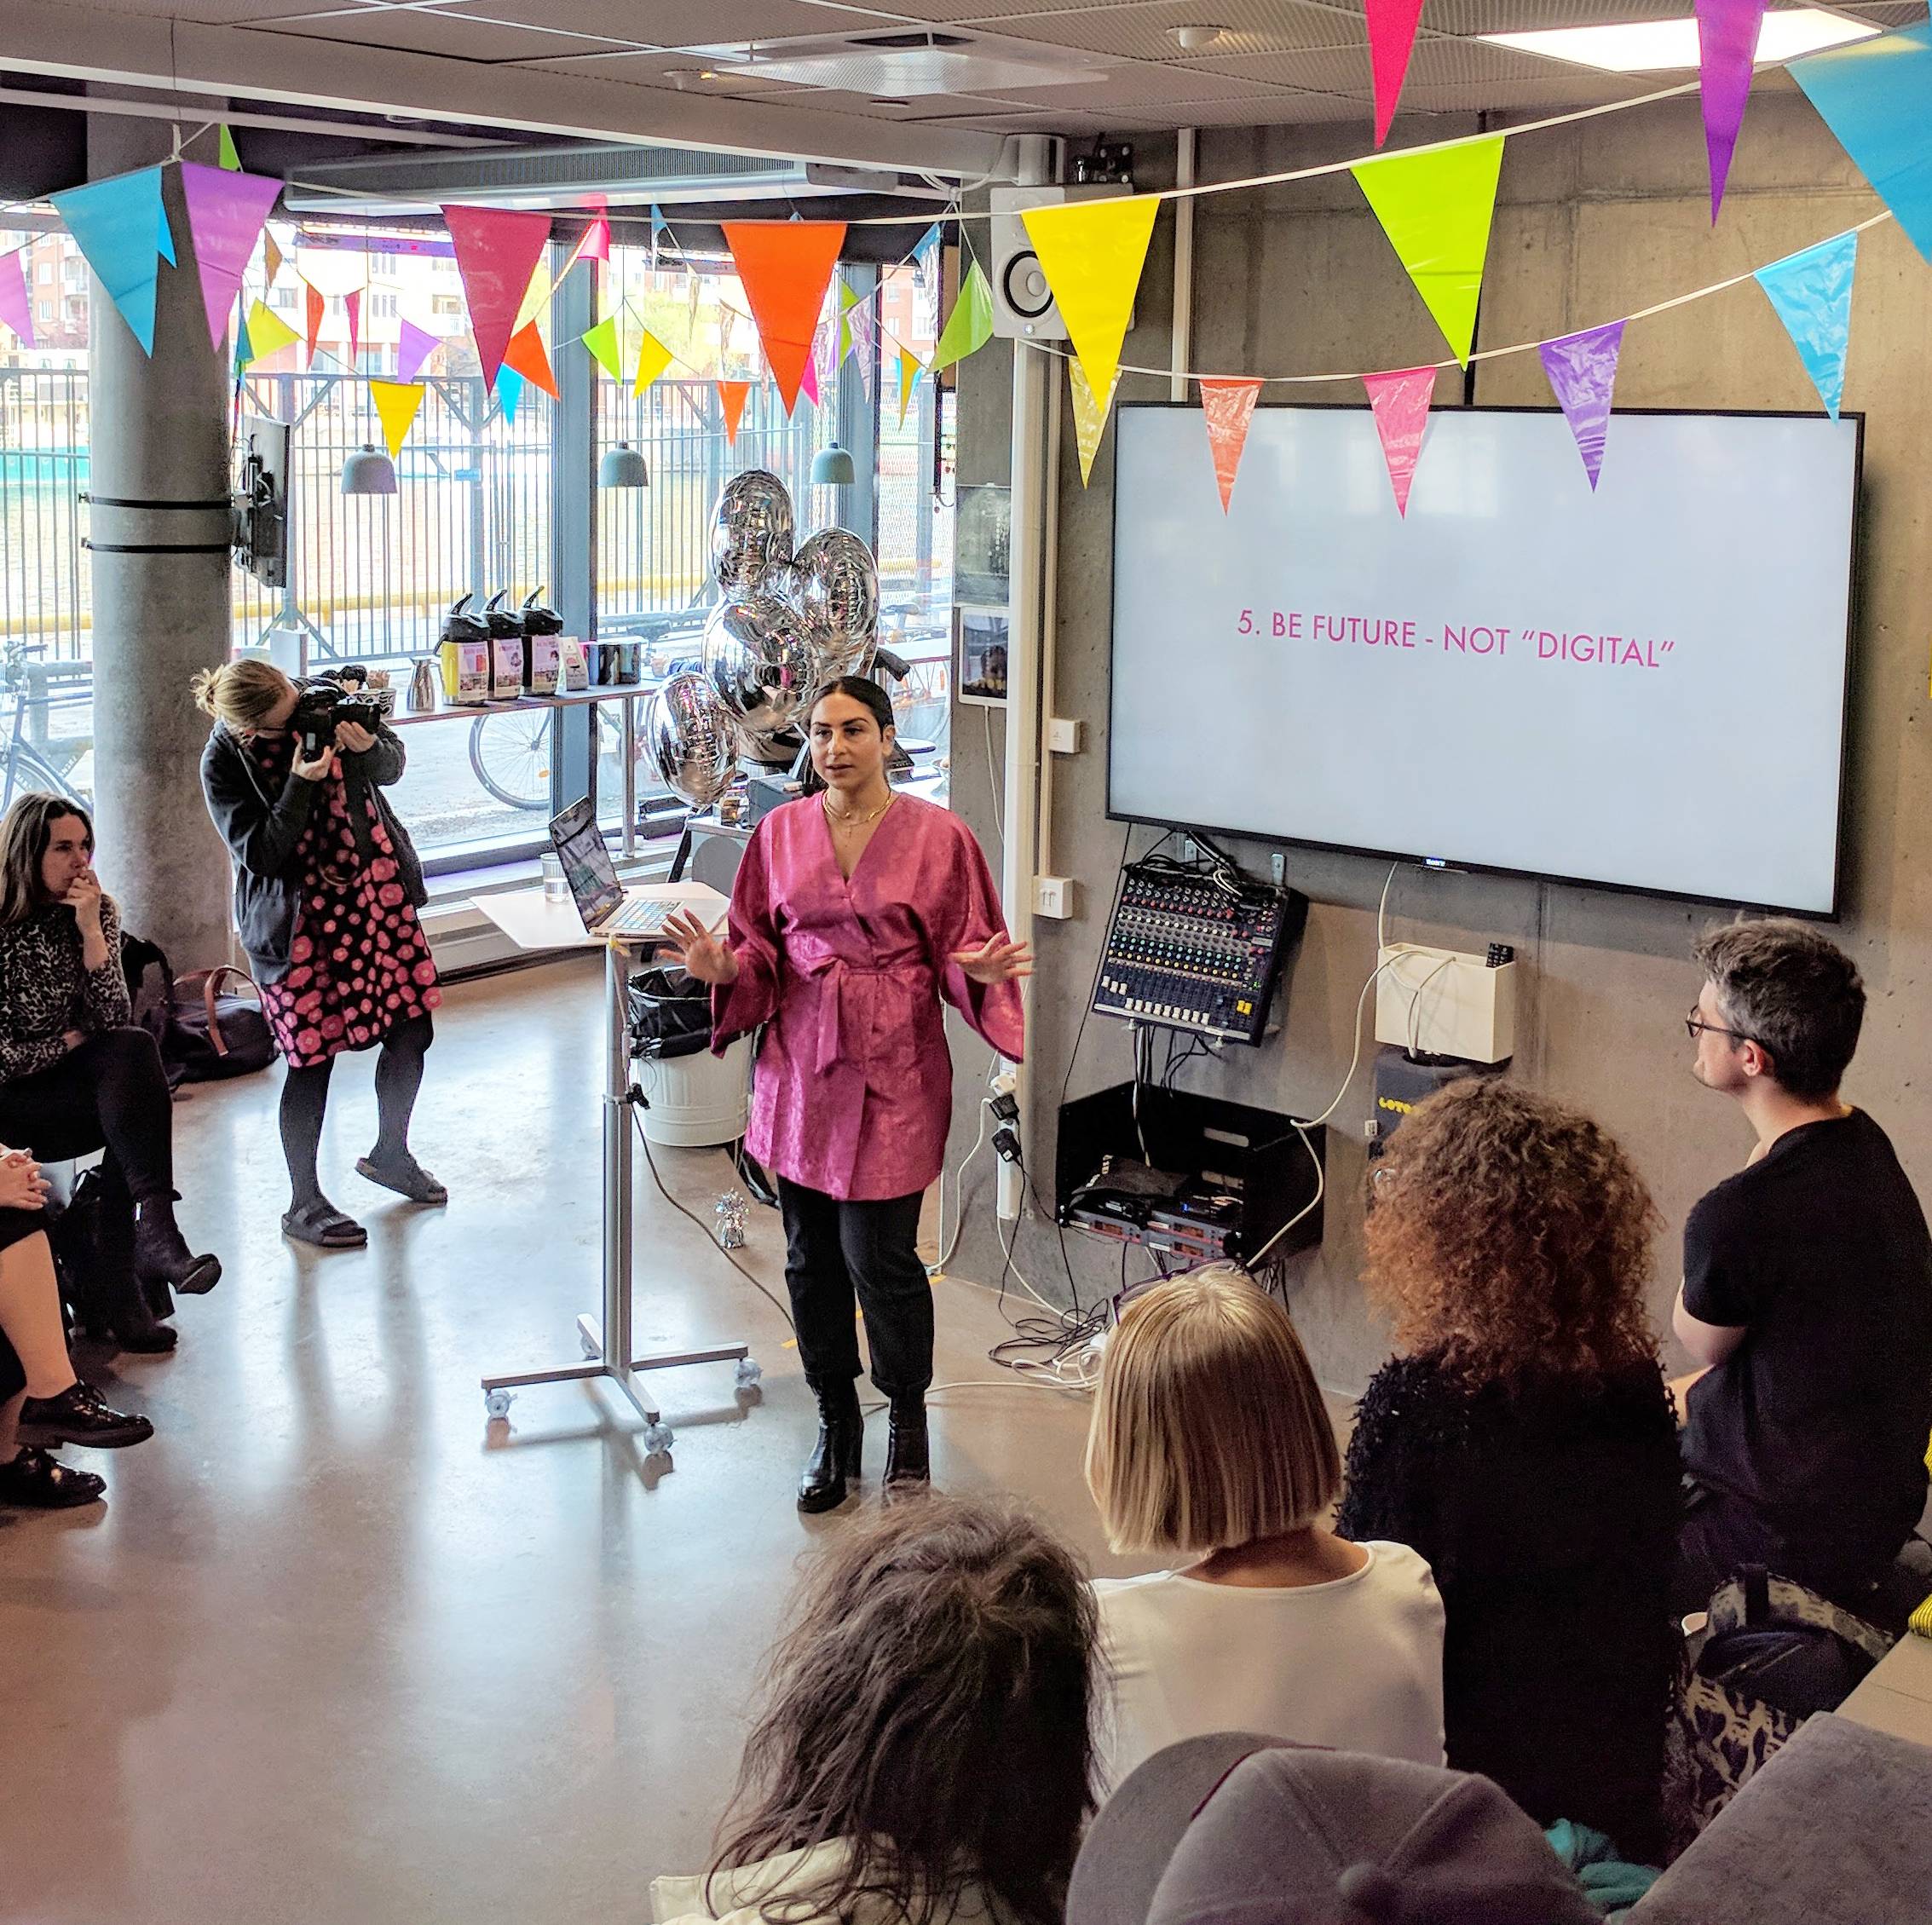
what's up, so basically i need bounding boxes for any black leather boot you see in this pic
[132,1193,222,1295]
[797,1381,864,1514]
[884,1396,931,1493]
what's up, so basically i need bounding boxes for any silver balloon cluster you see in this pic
[644,470,882,808]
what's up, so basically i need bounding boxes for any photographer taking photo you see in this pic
[195,660,444,1250]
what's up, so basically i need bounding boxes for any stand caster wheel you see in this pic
[484,1388,515,1421]
[642,1421,674,1457]
[735,1357,763,1390]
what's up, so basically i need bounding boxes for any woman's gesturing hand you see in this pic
[952,935,1033,985]
[0,1149,50,1213]
[660,909,739,986]
[292,741,337,783]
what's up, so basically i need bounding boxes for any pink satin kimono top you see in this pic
[711,792,1024,1202]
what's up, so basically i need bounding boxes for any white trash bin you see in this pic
[637,1033,755,1148]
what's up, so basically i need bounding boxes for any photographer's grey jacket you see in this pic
[199,712,427,984]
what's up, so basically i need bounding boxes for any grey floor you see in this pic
[0,958,1139,1925]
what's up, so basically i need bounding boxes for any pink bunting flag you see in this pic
[0,249,33,347]
[396,318,437,383]
[345,288,362,368]
[1199,378,1263,513]
[564,211,611,277]
[1695,0,1768,223]
[442,204,553,389]
[177,162,282,350]
[303,282,325,366]
[1367,0,1427,147]
[1362,366,1439,516]
[799,338,821,407]
[1538,321,1625,490]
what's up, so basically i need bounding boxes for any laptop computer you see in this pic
[549,797,713,940]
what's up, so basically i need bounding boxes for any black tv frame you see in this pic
[1104,401,1864,920]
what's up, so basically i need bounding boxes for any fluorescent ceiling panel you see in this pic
[1483,8,1879,72]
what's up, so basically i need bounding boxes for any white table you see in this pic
[1839,1622,1932,1748]
[471,880,758,1458]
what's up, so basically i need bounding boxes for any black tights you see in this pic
[279,1017,433,1210]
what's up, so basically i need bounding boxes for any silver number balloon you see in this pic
[645,670,737,808]
[702,595,817,735]
[711,470,795,599]
[793,528,879,676]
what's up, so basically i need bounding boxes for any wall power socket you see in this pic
[1035,876,1077,919]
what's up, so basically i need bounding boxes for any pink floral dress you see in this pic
[250,735,442,1068]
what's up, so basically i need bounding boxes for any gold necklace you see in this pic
[822,788,893,831]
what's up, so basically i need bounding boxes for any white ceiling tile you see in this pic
[243,7,637,57]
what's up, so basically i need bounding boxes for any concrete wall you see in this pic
[946,95,1932,1392]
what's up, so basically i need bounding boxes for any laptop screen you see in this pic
[550,798,623,930]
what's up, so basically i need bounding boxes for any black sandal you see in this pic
[281,1199,368,1249]
[355,1155,448,1206]
[0,1447,106,1509]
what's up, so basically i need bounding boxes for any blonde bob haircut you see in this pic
[191,657,293,735]
[1085,1263,1341,1556]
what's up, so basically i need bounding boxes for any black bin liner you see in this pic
[627,965,713,1063]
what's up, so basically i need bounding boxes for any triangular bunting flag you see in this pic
[721,220,847,414]
[0,251,34,347]
[1756,229,1859,419]
[1199,378,1263,513]
[800,341,822,407]
[580,316,623,381]
[1537,322,1625,489]
[303,281,325,364]
[1021,195,1159,404]
[839,280,865,362]
[217,124,242,171]
[1792,23,1932,263]
[932,261,995,374]
[1352,135,1504,367]
[263,229,284,288]
[1362,366,1439,516]
[369,379,428,459]
[515,260,553,334]
[897,347,924,427]
[1366,0,1427,147]
[1069,360,1120,487]
[157,193,176,268]
[564,212,610,278]
[649,204,669,274]
[233,308,252,376]
[718,378,752,444]
[242,297,301,363]
[50,167,169,354]
[397,318,436,383]
[1696,0,1768,223]
[176,162,281,351]
[496,366,526,425]
[345,288,362,367]
[443,204,553,389]
[502,320,557,399]
[634,331,674,399]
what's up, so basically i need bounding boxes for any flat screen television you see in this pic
[1107,403,1860,915]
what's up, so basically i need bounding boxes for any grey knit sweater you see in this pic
[0,895,131,1084]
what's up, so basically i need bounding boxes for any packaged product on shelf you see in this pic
[441,638,489,704]
[560,639,589,691]
[527,634,560,695]
[490,635,526,698]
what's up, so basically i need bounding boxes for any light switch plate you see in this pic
[1047,717,1083,754]
[1034,875,1077,919]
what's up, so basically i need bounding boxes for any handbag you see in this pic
[169,966,275,1081]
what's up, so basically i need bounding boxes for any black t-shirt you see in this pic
[1681,1109,1932,1574]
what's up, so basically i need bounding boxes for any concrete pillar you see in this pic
[86,100,235,968]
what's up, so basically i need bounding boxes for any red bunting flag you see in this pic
[1366,0,1427,147]
[1362,366,1439,516]
[718,379,752,445]
[501,320,558,399]
[442,204,552,389]
[722,221,846,416]
[345,288,362,368]
[303,281,325,365]
[1199,378,1263,513]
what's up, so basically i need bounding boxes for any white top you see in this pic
[1092,1540,1448,1795]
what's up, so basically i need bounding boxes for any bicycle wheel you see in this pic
[2,740,84,813]
[468,710,555,810]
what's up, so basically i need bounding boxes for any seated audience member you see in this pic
[0,794,220,1344]
[1676,919,1932,1615]
[651,1494,1097,1925]
[0,1144,153,1510]
[1084,1265,1445,1791]
[1337,1080,1681,1861]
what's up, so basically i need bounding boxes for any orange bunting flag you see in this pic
[718,378,753,444]
[1069,360,1120,487]
[501,320,558,399]
[263,229,284,288]
[1199,378,1263,512]
[303,281,325,365]
[721,220,847,415]
[1021,195,1159,410]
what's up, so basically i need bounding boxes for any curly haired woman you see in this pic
[1336,1079,1680,1862]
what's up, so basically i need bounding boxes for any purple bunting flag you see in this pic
[1537,320,1625,490]
[397,318,437,383]
[179,162,283,349]
[0,249,32,347]
[1696,0,1768,223]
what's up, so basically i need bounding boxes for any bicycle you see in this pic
[2,639,89,812]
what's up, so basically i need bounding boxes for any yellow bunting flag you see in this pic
[839,280,865,361]
[634,330,674,398]
[897,346,924,426]
[931,261,995,375]
[369,379,427,460]
[1021,194,1159,406]
[1069,359,1120,487]
[1351,135,1504,369]
[580,316,623,381]
[514,260,553,333]
[242,297,301,362]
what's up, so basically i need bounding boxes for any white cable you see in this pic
[1405,955,1456,1057]
[1376,859,1399,959]
[935,1100,989,1271]
[983,705,1004,842]
[1248,1123,1326,1273]
[1301,954,1409,1133]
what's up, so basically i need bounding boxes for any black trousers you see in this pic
[1674,1477,1892,1617]
[777,1176,932,1402]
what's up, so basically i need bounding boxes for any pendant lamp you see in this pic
[600,441,649,488]
[340,444,396,495]
[810,441,856,487]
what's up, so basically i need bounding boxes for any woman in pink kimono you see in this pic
[663,678,1028,1513]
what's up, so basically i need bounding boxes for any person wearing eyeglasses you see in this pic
[1675,919,1932,1617]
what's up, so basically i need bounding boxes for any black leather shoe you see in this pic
[884,1398,931,1492]
[103,1314,178,1356]
[797,1382,864,1513]
[133,1194,222,1295]
[17,1380,154,1450]
[0,1447,105,1508]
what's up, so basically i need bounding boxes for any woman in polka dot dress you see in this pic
[196,660,445,1250]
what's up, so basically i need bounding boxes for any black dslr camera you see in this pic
[292,682,384,758]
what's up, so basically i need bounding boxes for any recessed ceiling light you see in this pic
[1170,24,1226,54]
[1482,9,1878,74]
